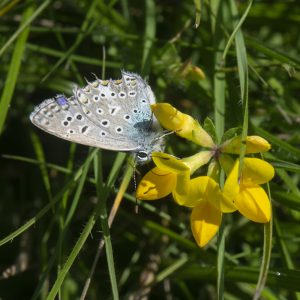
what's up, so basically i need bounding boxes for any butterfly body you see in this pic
[30,71,164,164]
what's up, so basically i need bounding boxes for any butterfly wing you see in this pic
[73,71,156,139]
[30,72,160,153]
[30,95,140,151]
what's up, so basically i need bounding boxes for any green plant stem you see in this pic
[0,1,34,134]
[94,152,119,300]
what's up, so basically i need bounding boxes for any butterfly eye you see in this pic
[136,151,149,163]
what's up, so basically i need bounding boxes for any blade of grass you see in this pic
[156,254,189,282]
[229,0,249,171]
[64,149,96,228]
[246,36,300,68]
[253,194,273,300]
[47,151,125,300]
[211,2,229,299]
[253,126,300,159]
[41,0,99,82]
[211,0,227,142]
[229,1,274,299]
[222,0,253,62]
[0,181,72,247]
[30,132,53,202]
[0,1,34,134]
[27,43,122,68]
[176,266,300,291]
[141,0,155,75]
[0,0,51,56]
[46,208,99,300]
[193,0,201,28]
[217,221,225,299]
[2,154,75,177]
[273,191,300,211]
[80,156,133,300]
[94,152,119,300]
[0,0,21,17]
[0,149,97,247]
[32,148,90,300]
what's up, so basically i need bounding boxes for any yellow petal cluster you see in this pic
[151,103,214,148]
[221,135,271,154]
[137,103,275,248]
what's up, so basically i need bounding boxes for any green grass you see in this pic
[0,1,300,299]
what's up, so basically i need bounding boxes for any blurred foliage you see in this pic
[0,0,300,299]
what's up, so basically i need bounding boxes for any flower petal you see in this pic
[152,152,190,173]
[136,167,176,200]
[190,200,222,247]
[173,176,228,211]
[222,160,240,208]
[242,158,275,186]
[235,185,271,223]
[221,135,271,154]
[172,171,191,205]
[183,151,213,174]
[151,103,214,147]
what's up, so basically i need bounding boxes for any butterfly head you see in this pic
[135,133,165,164]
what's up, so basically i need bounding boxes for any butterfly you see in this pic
[30,71,165,164]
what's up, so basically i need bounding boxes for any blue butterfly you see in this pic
[30,71,165,164]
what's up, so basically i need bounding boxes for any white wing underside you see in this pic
[30,71,158,152]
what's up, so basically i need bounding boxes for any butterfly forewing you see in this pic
[73,71,154,137]
[30,95,139,151]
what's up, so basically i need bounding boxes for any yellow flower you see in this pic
[223,158,274,223]
[151,103,215,148]
[221,135,271,154]
[136,167,177,200]
[136,152,229,248]
[178,176,223,247]
[136,151,212,201]
[137,103,275,248]
[191,198,222,248]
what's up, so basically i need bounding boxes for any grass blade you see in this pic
[0,2,34,134]
[141,0,156,75]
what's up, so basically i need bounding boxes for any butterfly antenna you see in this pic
[91,72,99,81]
[153,130,175,143]
[84,76,90,84]
[132,156,139,214]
